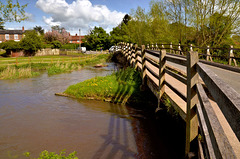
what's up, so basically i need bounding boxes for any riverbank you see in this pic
[57,67,159,107]
[0,54,110,79]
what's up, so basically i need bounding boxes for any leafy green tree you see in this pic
[33,26,44,35]
[0,0,28,27]
[1,40,22,54]
[20,30,43,55]
[84,27,110,50]
[51,40,62,49]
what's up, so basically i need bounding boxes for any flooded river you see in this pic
[0,63,185,159]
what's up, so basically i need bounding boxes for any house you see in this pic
[0,27,26,43]
[69,33,85,44]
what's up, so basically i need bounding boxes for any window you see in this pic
[77,40,79,42]
[14,34,18,40]
[70,41,72,43]
[5,34,9,40]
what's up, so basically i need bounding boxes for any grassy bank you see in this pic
[62,67,146,104]
[0,54,110,79]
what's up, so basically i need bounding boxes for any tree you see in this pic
[0,0,28,28]
[84,27,110,50]
[20,30,43,55]
[44,29,69,44]
[33,26,44,35]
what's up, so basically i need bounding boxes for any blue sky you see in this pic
[5,0,151,35]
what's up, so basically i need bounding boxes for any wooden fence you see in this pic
[119,42,240,158]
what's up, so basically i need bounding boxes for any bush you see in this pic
[51,40,62,49]
[1,40,22,54]
[20,30,43,54]
[60,43,79,50]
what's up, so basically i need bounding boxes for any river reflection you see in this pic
[0,63,184,159]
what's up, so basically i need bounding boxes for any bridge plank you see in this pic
[166,55,187,66]
[197,62,240,141]
[196,83,238,158]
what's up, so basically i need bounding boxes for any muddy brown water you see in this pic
[0,63,185,159]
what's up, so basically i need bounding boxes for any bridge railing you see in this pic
[119,42,240,158]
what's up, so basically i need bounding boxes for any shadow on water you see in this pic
[89,97,186,159]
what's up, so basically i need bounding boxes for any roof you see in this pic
[0,30,25,34]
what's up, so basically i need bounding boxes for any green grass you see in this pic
[0,54,110,79]
[0,66,40,79]
[64,67,142,104]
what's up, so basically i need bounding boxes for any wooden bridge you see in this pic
[119,43,240,158]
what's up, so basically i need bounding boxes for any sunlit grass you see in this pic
[0,66,40,79]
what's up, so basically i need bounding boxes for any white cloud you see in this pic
[36,0,125,34]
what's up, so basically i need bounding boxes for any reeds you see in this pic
[0,66,39,79]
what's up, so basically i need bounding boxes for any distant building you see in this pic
[0,27,27,43]
[69,33,85,44]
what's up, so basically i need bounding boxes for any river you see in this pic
[0,63,185,159]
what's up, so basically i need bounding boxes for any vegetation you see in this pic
[0,66,39,79]
[24,150,78,159]
[21,30,43,54]
[83,26,111,51]
[0,0,28,29]
[63,67,151,104]
[0,54,110,79]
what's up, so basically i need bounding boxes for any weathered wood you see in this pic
[145,49,159,58]
[165,81,187,102]
[141,45,147,89]
[166,55,187,66]
[229,45,237,66]
[165,68,187,85]
[196,62,240,141]
[158,50,166,109]
[196,83,237,158]
[185,51,199,155]
[134,44,138,69]
[206,46,213,62]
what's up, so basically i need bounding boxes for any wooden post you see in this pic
[161,43,164,49]
[156,43,158,51]
[178,43,182,55]
[152,44,154,50]
[16,57,18,66]
[206,46,213,62]
[71,57,72,63]
[170,42,173,54]
[51,58,53,64]
[134,44,138,69]
[147,44,150,49]
[140,45,147,90]
[79,57,80,63]
[186,51,199,155]
[190,44,193,51]
[229,45,237,66]
[156,49,166,112]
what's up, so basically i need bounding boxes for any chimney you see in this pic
[75,33,77,36]
[22,26,24,31]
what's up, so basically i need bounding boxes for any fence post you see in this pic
[134,44,138,69]
[178,43,182,55]
[156,43,158,51]
[190,44,193,51]
[140,45,147,90]
[229,45,237,66]
[147,44,150,49]
[186,51,199,156]
[152,44,154,50]
[206,46,213,62]
[156,49,166,112]
[129,43,133,64]
[170,42,173,54]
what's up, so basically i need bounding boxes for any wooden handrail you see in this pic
[119,43,240,158]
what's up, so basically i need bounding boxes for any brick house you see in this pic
[69,33,85,44]
[0,27,26,43]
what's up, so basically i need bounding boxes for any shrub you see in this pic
[1,40,22,54]
[20,30,43,55]
[51,40,62,49]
